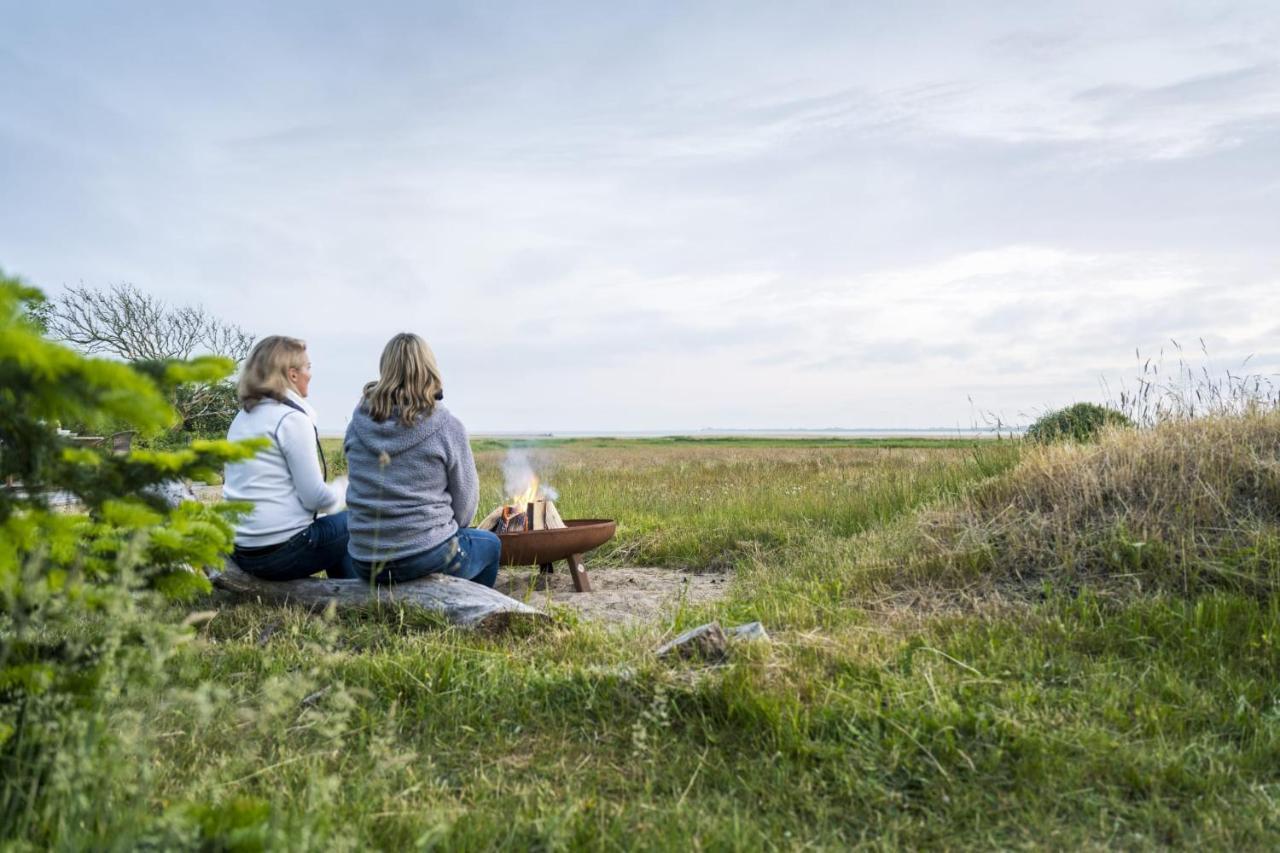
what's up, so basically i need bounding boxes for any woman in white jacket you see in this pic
[223,336,355,580]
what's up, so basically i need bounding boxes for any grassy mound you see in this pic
[904,410,1280,595]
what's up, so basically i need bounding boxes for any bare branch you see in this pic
[43,283,257,435]
[44,282,255,365]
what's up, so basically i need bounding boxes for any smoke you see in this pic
[503,447,558,500]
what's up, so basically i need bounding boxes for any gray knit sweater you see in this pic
[344,402,479,563]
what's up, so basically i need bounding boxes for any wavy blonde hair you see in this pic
[362,332,443,426]
[238,335,308,412]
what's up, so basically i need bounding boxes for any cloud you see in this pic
[2,2,1279,430]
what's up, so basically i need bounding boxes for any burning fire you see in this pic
[507,475,541,507]
[497,475,542,533]
[478,449,565,534]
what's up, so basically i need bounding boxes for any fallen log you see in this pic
[210,561,548,631]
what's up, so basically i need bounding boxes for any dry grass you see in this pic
[896,408,1280,596]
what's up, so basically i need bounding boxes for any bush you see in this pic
[0,270,261,845]
[1024,402,1133,444]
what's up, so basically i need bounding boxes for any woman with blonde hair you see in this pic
[344,332,500,587]
[223,335,355,580]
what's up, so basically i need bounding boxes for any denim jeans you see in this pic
[233,512,356,580]
[352,528,501,588]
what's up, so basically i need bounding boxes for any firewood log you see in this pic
[544,500,566,529]
[476,505,504,531]
[497,507,527,533]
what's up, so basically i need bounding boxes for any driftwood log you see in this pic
[210,561,548,631]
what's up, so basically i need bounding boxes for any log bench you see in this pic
[210,560,548,631]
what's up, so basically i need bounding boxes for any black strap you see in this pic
[277,397,328,482]
[273,398,328,519]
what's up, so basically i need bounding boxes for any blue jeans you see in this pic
[233,512,356,580]
[352,528,501,588]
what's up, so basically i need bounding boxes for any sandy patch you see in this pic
[496,566,730,625]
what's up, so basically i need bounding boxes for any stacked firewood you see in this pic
[475,498,567,534]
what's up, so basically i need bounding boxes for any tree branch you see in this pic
[44,282,255,366]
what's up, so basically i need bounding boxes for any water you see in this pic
[471,428,1017,440]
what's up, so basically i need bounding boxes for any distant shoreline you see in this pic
[320,427,1021,440]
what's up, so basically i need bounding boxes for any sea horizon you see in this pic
[318,426,1021,440]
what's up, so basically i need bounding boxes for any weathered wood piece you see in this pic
[210,561,548,631]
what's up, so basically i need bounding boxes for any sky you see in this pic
[2,1,1278,432]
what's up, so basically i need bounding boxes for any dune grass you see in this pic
[890,409,1280,596]
[13,427,1280,849]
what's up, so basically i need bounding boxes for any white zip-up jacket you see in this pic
[224,390,340,547]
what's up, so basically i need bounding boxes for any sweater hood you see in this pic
[347,402,452,457]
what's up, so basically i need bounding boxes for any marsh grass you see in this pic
[13,429,1280,849]
[472,441,1020,569]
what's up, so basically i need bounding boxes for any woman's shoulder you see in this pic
[227,399,283,437]
[430,404,468,436]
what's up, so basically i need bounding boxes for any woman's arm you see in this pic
[277,412,340,513]
[444,420,479,527]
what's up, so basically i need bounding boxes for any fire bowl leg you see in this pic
[539,563,554,574]
[566,553,592,593]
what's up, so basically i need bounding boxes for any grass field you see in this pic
[20,425,1280,849]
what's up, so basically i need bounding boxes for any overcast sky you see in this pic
[2,1,1278,432]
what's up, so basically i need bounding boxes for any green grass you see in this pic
[15,434,1280,849]
[324,436,1020,568]
[469,435,992,451]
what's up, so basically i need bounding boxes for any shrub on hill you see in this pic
[900,408,1280,596]
[0,270,260,845]
[1024,402,1133,444]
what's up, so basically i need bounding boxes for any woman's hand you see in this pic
[326,475,349,512]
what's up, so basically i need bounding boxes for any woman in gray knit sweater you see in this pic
[344,333,501,587]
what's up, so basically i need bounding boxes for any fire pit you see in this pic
[474,480,614,592]
[496,519,616,593]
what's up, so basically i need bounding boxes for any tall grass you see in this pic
[1112,340,1280,426]
[473,441,1021,569]
[12,419,1280,848]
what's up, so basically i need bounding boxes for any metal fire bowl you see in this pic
[497,519,617,567]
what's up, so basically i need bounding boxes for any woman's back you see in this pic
[225,392,337,547]
[225,334,353,581]
[344,402,478,564]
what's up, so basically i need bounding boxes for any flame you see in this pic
[507,475,540,507]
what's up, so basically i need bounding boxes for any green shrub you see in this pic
[1024,402,1133,443]
[0,269,261,845]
